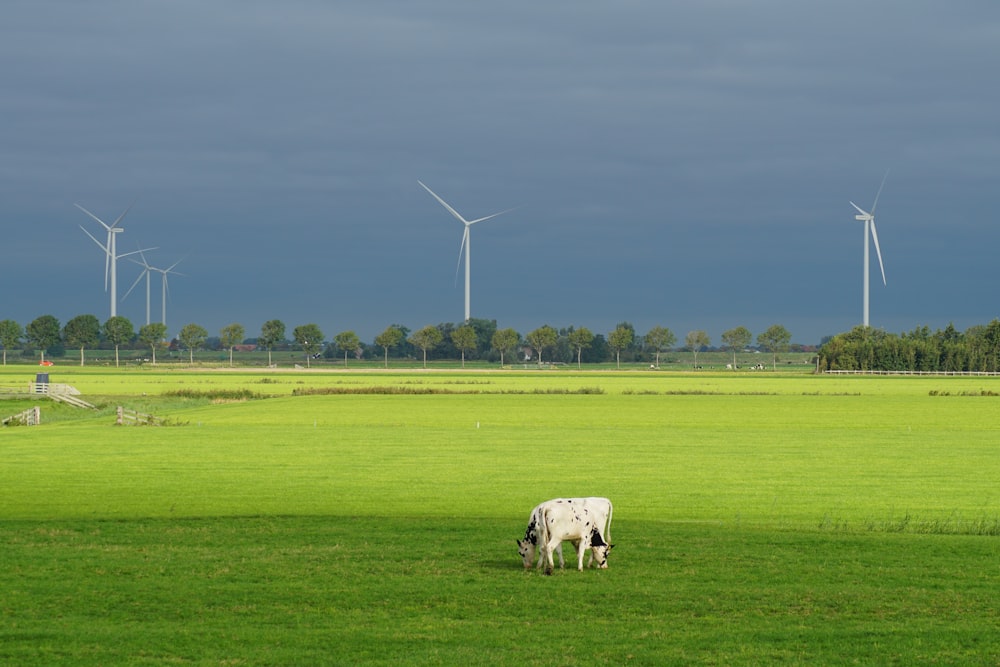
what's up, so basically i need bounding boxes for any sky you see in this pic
[3,1,999,347]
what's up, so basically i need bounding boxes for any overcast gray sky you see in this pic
[3,1,999,346]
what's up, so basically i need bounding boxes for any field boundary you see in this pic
[116,406,162,426]
[824,370,1000,376]
[2,405,40,426]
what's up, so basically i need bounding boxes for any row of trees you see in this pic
[0,314,798,368]
[10,312,1000,372]
[818,321,1000,373]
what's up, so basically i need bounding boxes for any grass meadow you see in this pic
[2,367,1000,665]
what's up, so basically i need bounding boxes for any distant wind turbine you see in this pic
[76,203,154,319]
[850,171,889,328]
[123,248,156,326]
[150,258,184,330]
[418,181,514,322]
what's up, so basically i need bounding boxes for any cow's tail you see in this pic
[537,506,551,560]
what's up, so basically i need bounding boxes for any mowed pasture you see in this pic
[3,367,1000,665]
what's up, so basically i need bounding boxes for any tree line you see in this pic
[818,321,1000,373]
[0,314,800,368]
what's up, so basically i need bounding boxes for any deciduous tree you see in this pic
[335,330,361,366]
[451,325,477,368]
[525,325,558,365]
[721,326,752,369]
[491,327,519,366]
[567,327,594,369]
[293,324,324,368]
[27,315,61,364]
[220,323,246,367]
[409,325,443,368]
[258,319,286,367]
[685,330,710,369]
[644,325,676,368]
[0,319,23,366]
[374,325,403,368]
[757,324,792,370]
[608,325,634,369]
[178,323,208,364]
[62,314,100,366]
[103,316,135,368]
[138,323,168,365]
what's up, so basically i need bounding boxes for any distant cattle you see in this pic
[517,497,614,572]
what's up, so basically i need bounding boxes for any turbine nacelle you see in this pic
[850,201,872,222]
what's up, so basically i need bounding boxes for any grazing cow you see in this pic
[537,503,611,575]
[517,497,614,571]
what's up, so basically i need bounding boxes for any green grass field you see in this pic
[2,367,1000,664]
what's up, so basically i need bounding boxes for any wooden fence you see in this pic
[29,383,96,409]
[116,406,162,426]
[3,406,40,426]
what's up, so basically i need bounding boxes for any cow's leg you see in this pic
[535,543,562,570]
[575,536,589,571]
[542,539,557,575]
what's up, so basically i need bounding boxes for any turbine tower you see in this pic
[850,171,888,327]
[76,203,149,319]
[418,181,513,322]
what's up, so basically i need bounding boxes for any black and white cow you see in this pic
[537,502,611,575]
[517,497,614,571]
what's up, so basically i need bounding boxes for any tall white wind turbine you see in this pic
[76,203,148,319]
[418,181,514,322]
[850,171,888,328]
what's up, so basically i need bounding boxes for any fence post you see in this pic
[33,406,40,425]
[117,406,124,425]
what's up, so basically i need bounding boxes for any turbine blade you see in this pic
[849,201,869,217]
[134,246,151,269]
[79,225,108,252]
[122,269,147,300]
[111,202,134,229]
[75,203,112,231]
[164,257,185,274]
[466,205,518,226]
[418,180,471,225]
[870,221,887,285]
[871,169,889,214]
[118,246,157,260]
[455,228,468,287]
[79,225,111,290]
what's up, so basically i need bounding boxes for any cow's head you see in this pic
[590,543,614,569]
[589,527,613,569]
[517,539,536,569]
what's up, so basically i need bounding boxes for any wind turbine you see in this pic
[850,171,888,328]
[123,248,155,326]
[418,181,514,322]
[150,258,184,330]
[76,203,151,319]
